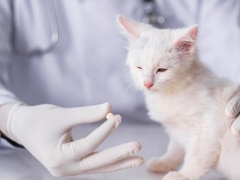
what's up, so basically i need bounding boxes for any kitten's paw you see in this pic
[162,171,187,180]
[147,158,173,173]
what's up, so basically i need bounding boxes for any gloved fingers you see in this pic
[231,115,240,136]
[66,142,142,174]
[78,141,142,170]
[61,103,111,127]
[61,115,121,160]
[83,156,144,174]
[225,91,240,118]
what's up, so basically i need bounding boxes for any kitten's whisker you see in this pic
[119,76,139,99]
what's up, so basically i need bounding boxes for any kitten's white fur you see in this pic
[117,15,240,180]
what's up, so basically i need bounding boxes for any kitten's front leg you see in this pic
[147,137,184,173]
[164,132,220,180]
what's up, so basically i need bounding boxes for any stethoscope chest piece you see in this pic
[142,0,165,28]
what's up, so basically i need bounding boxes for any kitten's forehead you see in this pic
[127,28,185,69]
[140,29,177,49]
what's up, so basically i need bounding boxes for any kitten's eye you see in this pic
[156,68,167,73]
[137,66,142,70]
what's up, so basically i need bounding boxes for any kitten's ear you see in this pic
[175,25,198,53]
[116,15,149,40]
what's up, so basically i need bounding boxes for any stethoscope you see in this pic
[142,0,165,28]
[11,0,164,55]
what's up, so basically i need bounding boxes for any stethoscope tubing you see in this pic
[11,0,59,55]
[11,0,162,55]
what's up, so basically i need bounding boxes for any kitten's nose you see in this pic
[144,82,153,89]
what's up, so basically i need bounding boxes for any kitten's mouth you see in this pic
[144,85,160,92]
[145,86,155,91]
[146,87,152,90]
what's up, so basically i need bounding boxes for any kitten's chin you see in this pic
[143,86,173,94]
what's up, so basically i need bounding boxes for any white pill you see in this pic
[106,113,114,120]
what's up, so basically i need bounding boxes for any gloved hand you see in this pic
[225,90,240,136]
[0,102,143,176]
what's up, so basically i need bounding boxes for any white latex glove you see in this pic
[0,102,143,176]
[225,90,240,136]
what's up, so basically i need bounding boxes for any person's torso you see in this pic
[4,0,240,123]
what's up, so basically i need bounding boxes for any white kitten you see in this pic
[117,15,240,180]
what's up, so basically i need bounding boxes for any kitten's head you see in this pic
[117,15,198,93]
